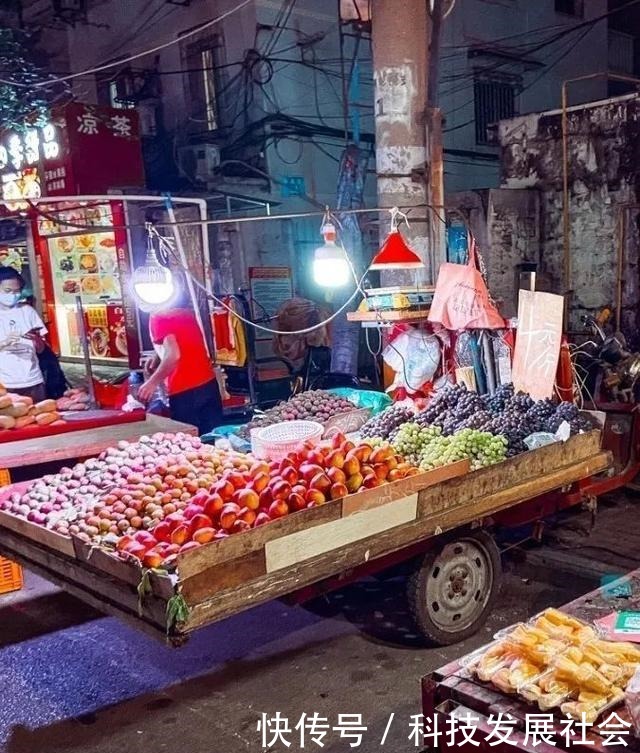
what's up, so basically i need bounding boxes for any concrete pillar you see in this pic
[371,0,433,285]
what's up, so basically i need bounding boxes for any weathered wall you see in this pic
[447,188,540,318]
[498,95,640,332]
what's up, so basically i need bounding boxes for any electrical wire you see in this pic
[154,226,367,336]
[0,0,253,89]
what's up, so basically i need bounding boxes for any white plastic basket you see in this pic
[255,420,324,461]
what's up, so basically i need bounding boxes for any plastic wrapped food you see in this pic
[625,667,640,736]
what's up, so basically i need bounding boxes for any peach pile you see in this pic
[3,431,419,569]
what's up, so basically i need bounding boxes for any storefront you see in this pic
[0,102,145,368]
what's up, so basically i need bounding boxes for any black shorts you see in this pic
[169,379,222,436]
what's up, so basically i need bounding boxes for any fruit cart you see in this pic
[0,430,609,645]
[421,571,640,751]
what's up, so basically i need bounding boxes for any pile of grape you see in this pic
[392,423,507,472]
[239,390,357,438]
[408,383,595,457]
[360,403,416,441]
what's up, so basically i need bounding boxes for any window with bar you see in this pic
[473,77,518,145]
[182,33,226,132]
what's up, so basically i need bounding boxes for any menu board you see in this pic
[49,229,127,361]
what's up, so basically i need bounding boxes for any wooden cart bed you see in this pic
[0,432,610,643]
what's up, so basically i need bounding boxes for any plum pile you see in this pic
[360,403,416,441]
[239,390,356,438]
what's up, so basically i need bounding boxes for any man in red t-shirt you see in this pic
[138,291,222,435]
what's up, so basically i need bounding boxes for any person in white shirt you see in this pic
[0,267,47,402]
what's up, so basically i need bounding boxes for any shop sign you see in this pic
[0,122,63,209]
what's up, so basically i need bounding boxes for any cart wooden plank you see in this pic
[0,414,197,469]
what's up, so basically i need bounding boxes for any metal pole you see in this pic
[74,294,97,409]
[561,81,570,320]
[616,207,625,332]
[428,0,444,108]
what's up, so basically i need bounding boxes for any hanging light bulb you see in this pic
[313,217,351,287]
[369,207,425,270]
[132,226,175,305]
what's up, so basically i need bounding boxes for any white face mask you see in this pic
[0,292,20,308]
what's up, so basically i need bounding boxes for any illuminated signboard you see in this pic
[0,122,62,210]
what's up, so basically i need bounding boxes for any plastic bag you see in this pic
[428,234,505,331]
[383,331,441,394]
[122,395,145,413]
[201,424,251,452]
[327,387,391,415]
[524,432,557,450]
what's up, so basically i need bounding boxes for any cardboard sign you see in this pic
[512,290,564,400]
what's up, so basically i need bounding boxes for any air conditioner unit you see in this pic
[178,144,221,182]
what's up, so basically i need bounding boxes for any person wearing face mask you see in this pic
[0,267,47,402]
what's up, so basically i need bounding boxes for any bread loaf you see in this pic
[34,399,57,415]
[0,403,29,418]
[0,395,11,410]
[0,415,16,430]
[35,411,60,426]
[14,415,36,429]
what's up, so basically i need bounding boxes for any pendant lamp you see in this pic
[369,207,424,270]
[313,214,351,287]
[132,226,175,305]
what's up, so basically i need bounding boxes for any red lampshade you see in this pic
[369,230,424,270]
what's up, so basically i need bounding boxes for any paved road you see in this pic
[0,562,582,753]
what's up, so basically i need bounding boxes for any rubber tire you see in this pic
[407,530,502,646]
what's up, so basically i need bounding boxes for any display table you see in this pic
[0,413,197,470]
[422,571,640,751]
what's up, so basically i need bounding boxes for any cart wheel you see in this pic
[407,531,501,646]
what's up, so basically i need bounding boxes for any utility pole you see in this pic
[371,0,445,284]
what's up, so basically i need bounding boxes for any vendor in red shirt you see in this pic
[138,278,222,435]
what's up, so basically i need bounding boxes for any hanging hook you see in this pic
[390,206,410,231]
